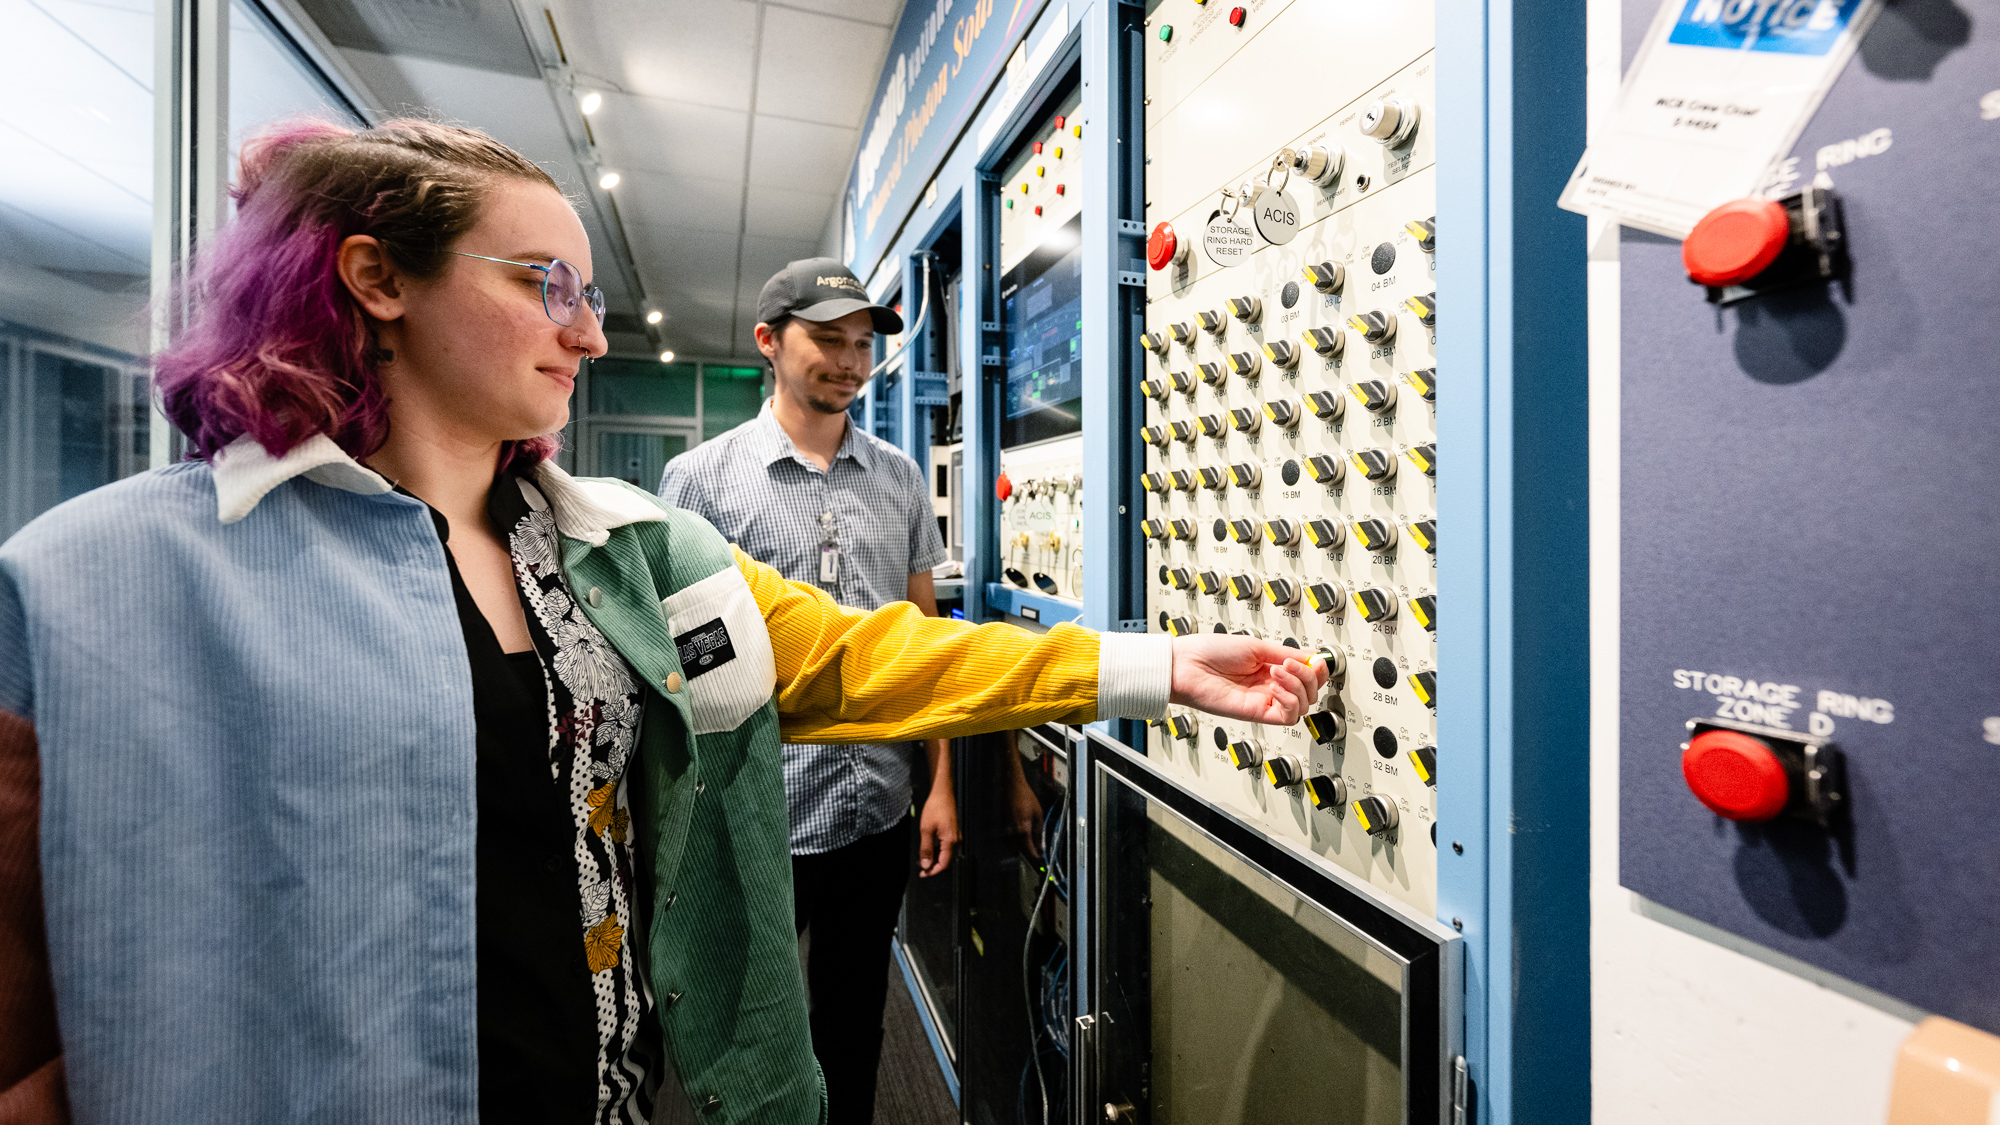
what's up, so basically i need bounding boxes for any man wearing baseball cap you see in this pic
[659,258,1045,1123]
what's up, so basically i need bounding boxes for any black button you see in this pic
[1212,622,1228,633]
[1280,280,1301,308]
[1371,242,1397,274]
[668,990,684,1006]
[700,1095,723,1115]
[1212,726,1230,751]
[1372,656,1398,689]
[1212,518,1228,542]
[1157,565,1169,585]
[1282,637,1301,648]
[1280,459,1301,486]
[1157,610,1169,629]
[1373,725,1399,759]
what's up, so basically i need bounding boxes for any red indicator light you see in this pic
[1054,115,1066,129]
[1228,6,1246,26]
[995,472,1012,501]
[1055,183,1066,195]
[1683,198,1791,287]
[1033,141,1043,154]
[1682,729,1789,821]
[1034,205,1043,216]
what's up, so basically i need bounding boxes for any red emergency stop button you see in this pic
[1683,198,1791,287]
[995,471,1012,501]
[1228,6,1247,26]
[1148,221,1185,270]
[1682,728,1789,821]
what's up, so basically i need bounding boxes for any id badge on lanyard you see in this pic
[818,509,838,585]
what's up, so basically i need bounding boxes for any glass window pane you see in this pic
[590,359,698,417]
[3,0,155,537]
[702,364,765,440]
[229,0,349,166]
[1098,776,1406,1125]
[597,429,686,489]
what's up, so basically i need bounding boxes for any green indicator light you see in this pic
[1159,24,1172,41]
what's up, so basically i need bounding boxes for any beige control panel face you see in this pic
[1143,3,1438,913]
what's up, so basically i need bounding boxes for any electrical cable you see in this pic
[1023,787,1067,1125]
[868,252,935,379]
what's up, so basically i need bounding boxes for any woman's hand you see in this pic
[1169,635,1331,726]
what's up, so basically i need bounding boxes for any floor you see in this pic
[873,952,959,1125]
[653,942,958,1125]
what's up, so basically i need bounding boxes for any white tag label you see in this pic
[1202,212,1255,267]
[1250,185,1302,245]
[820,545,838,583]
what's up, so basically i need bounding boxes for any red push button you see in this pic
[1147,221,1184,270]
[1228,6,1247,26]
[1682,729,1789,821]
[995,471,1012,501]
[1683,198,1791,287]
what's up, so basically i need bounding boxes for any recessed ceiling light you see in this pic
[645,310,663,324]
[579,91,602,115]
[598,171,621,190]
[659,350,676,364]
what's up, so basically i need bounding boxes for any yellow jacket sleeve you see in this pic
[735,549,1111,743]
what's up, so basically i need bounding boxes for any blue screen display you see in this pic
[1001,217,1084,447]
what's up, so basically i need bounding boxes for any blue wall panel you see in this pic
[1619,0,2000,1029]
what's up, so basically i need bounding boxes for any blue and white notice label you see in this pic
[1668,0,1867,56]
[1558,0,1882,235]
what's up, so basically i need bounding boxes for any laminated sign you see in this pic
[1557,0,1882,237]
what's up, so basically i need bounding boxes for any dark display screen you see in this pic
[1000,216,1083,448]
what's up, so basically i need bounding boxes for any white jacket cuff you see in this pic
[1096,632,1174,720]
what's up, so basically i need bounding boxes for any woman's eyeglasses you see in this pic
[454,253,606,328]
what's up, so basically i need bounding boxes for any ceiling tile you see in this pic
[617,171,744,234]
[774,0,904,27]
[742,185,838,243]
[590,95,748,179]
[747,115,857,189]
[737,234,823,286]
[626,221,740,286]
[566,0,760,110]
[754,8,893,127]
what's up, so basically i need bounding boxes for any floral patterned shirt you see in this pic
[482,474,658,1123]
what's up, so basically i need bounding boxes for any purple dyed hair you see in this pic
[154,117,567,470]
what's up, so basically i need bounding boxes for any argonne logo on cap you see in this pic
[816,276,865,293]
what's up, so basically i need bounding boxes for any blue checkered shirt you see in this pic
[658,403,949,854]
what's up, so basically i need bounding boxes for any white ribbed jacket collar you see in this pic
[209,433,666,546]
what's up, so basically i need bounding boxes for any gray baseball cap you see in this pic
[756,258,903,334]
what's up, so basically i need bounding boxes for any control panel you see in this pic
[1141,2,1439,913]
[996,87,1087,610]
[995,438,1084,601]
[1616,2,2000,1031]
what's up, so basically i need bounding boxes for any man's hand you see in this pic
[917,754,960,878]
[1169,635,1331,726]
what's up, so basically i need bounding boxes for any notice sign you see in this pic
[1557,0,1882,237]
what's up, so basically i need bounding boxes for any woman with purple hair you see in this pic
[0,118,1327,1125]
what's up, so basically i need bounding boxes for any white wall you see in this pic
[1586,2,1920,1120]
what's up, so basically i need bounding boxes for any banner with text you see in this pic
[844,0,1053,279]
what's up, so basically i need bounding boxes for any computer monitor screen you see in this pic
[1001,216,1083,449]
